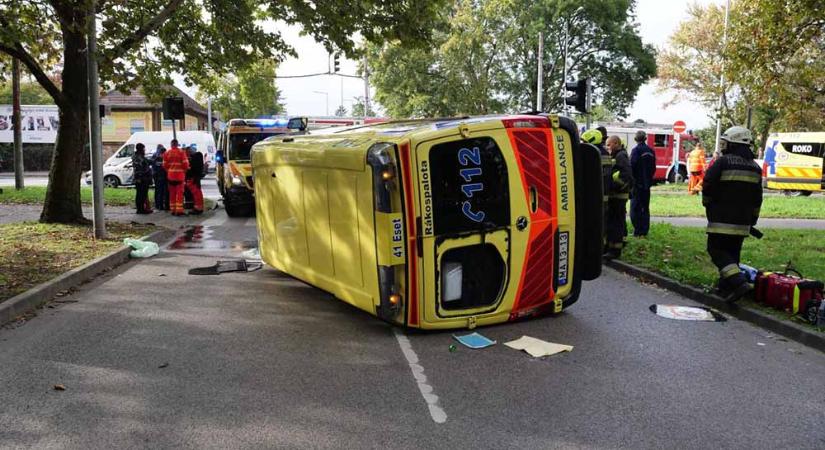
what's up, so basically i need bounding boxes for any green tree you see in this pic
[199,60,284,120]
[351,98,376,117]
[334,105,347,117]
[0,0,443,223]
[368,0,656,118]
[0,79,52,104]
[657,1,824,149]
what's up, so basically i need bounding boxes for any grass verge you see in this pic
[649,193,825,219]
[0,221,158,303]
[0,186,147,207]
[0,186,214,209]
[620,223,825,329]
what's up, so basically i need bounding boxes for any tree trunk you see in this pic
[40,25,89,224]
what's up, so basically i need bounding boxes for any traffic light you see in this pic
[162,97,184,120]
[333,53,341,73]
[564,77,591,114]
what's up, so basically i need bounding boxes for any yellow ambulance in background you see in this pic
[251,115,604,330]
[762,132,825,196]
[215,117,307,216]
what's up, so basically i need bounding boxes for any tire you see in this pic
[224,194,254,217]
[783,190,812,197]
[667,165,687,183]
[677,165,688,183]
[103,175,120,188]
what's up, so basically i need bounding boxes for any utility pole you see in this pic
[87,1,106,239]
[536,32,543,112]
[12,57,23,190]
[713,0,731,155]
[363,53,371,118]
[207,97,213,136]
[340,75,344,114]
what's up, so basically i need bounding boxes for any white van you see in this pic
[86,131,216,188]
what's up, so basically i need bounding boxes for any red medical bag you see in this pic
[755,269,824,322]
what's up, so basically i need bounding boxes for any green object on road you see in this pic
[449,344,457,352]
[124,238,159,258]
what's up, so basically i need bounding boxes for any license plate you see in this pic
[557,231,569,286]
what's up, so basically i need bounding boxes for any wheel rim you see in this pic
[104,176,117,188]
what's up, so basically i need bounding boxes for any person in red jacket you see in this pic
[163,139,190,216]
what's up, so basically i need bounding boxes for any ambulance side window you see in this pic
[429,137,510,235]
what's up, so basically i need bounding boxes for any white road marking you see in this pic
[394,330,447,424]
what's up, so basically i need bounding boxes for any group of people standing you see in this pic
[582,127,656,260]
[584,124,763,304]
[131,139,204,216]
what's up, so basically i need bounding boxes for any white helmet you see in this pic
[720,126,753,146]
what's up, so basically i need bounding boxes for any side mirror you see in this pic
[288,117,308,131]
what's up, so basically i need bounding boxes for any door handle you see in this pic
[529,186,538,213]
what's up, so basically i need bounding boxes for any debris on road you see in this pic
[453,332,496,349]
[649,304,727,322]
[53,384,66,391]
[241,247,261,261]
[448,344,457,352]
[188,260,262,275]
[504,336,573,358]
[124,238,159,258]
[158,362,169,368]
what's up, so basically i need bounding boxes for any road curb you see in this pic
[604,259,825,353]
[0,228,175,327]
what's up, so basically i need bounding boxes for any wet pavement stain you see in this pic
[168,225,258,251]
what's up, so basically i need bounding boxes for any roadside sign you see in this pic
[673,120,687,134]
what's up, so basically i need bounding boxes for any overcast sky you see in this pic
[186,0,723,129]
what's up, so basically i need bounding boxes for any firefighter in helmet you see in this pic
[604,135,633,259]
[702,126,763,303]
[582,129,612,248]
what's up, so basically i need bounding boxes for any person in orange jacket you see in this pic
[163,139,190,216]
[687,142,707,194]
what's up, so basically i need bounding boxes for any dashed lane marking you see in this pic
[394,330,447,424]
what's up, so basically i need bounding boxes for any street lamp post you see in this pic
[313,90,329,116]
[714,0,731,155]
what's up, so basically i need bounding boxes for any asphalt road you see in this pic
[1,211,824,449]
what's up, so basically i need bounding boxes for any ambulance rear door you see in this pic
[414,131,516,325]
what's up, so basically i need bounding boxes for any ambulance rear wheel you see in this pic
[782,190,812,197]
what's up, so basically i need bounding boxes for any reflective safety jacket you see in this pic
[688,148,707,173]
[163,146,190,182]
[702,147,763,236]
[609,148,633,200]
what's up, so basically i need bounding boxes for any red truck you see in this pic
[604,125,699,183]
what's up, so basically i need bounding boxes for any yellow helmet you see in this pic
[581,129,602,145]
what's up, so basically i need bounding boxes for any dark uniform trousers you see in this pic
[606,197,628,252]
[706,233,747,291]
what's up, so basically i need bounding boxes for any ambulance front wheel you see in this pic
[224,194,254,217]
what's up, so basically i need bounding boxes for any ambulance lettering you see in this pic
[458,146,486,223]
[391,218,404,259]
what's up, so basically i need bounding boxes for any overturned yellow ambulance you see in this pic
[252,115,603,329]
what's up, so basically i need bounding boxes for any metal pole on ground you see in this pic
[12,57,24,190]
[87,2,107,239]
